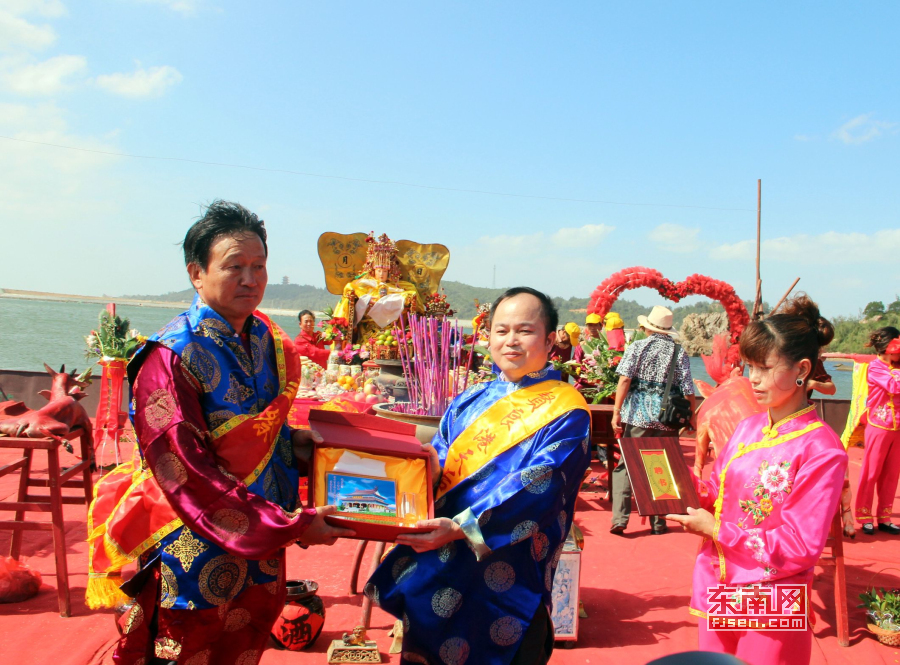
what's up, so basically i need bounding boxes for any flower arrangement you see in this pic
[554,336,623,403]
[338,344,370,365]
[85,311,145,361]
[318,307,350,343]
[587,267,750,346]
[860,586,900,634]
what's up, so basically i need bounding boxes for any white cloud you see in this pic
[136,0,204,16]
[0,0,64,52]
[710,229,900,265]
[648,223,700,253]
[476,223,616,257]
[94,64,182,98]
[0,101,118,174]
[551,223,614,248]
[0,54,85,95]
[0,1,67,17]
[832,113,897,145]
[477,231,544,256]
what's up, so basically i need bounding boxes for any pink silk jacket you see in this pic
[865,358,900,431]
[689,406,847,618]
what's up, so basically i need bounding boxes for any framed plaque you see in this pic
[308,409,435,542]
[550,532,582,642]
[619,436,699,515]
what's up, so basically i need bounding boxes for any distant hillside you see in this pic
[830,311,900,354]
[126,281,753,327]
[125,283,339,313]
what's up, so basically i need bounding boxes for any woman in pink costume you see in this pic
[854,328,900,535]
[668,295,847,665]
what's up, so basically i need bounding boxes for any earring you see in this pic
[796,378,805,387]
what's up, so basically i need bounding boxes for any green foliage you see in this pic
[553,336,623,403]
[864,301,886,318]
[829,312,900,354]
[859,587,900,631]
[888,298,900,314]
[84,311,144,360]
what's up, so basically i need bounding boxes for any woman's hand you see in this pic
[666,507,716,538]
[394,518,464,552]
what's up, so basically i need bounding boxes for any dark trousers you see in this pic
[510,603,554,665]
[612,423,675,528]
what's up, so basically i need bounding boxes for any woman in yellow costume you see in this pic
[333,232,423,344]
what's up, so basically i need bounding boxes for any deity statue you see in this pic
[332,233,423,344]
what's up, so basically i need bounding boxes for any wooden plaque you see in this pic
[619,436,700,516]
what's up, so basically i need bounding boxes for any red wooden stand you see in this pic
[0,430,93,617]
[816,511,849,647]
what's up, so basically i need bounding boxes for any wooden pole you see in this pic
[770,278,800,316]
[753,179,763,319]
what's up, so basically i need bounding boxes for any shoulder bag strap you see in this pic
[661,340,681,405]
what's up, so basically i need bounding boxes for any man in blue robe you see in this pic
[367,287,591,665]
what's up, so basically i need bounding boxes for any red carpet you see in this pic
[1,441,898,664]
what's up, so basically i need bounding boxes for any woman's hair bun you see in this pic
[777,293,834,347]
[739,292,833,366]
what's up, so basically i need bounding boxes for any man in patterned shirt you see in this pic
[609,306,696,535]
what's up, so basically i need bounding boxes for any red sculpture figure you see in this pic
[0,364,93,453]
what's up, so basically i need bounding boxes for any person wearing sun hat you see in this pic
[609,305,696,535]
[584,312,603,341]
[604,311,626,351]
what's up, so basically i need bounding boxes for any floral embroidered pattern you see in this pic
[739,459,793,526]
[743,528,778,581]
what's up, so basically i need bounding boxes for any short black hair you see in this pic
[182,200,268,270]
[489,286,558,335]
[298,309,314,321]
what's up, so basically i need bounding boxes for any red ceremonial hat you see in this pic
[886,338,900,354]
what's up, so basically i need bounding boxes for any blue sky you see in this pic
[1,1,897,317]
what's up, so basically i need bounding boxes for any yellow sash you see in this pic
[841,361,869,449]
[437,380,588,498]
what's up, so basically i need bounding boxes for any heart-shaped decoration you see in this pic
[587,267,750,345]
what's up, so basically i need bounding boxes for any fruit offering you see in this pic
[336,375,358,392]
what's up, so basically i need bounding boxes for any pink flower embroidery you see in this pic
[760,466,790,494]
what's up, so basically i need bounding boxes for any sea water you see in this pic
[0,298,852,399]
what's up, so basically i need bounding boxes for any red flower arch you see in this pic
[587,267,750,346]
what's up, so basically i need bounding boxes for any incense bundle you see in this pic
[393,313,465,417]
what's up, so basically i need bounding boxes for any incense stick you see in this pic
[391,313,464,417]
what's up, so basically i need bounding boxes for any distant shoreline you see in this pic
[0,288,303,317]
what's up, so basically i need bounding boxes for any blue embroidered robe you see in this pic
[130,295,299,610]
[367,366,591,665]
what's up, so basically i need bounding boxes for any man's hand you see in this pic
[422,443,442,486]
[296,505,355,546]
[666,507,716,538]
[394,517,464,552]
[292,428,323,465]
[610,411,623,438]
